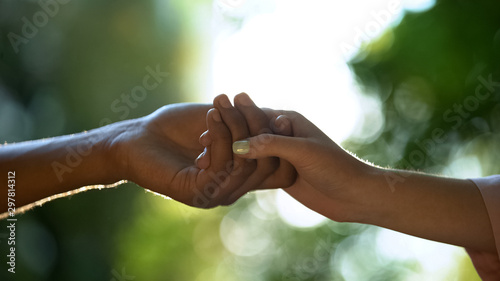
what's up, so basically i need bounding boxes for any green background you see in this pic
[1,0,499,280]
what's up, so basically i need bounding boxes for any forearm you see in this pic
[0,121,130,214]
[356,167,496,253]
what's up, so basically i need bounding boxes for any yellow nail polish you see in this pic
[233,140,250,154]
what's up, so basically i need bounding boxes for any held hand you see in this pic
[197,93,297,203]
[196,94,497,253]
[235,110,497,253]
[112,103,257,208]
[231,107,372,222]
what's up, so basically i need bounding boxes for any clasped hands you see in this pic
[121,92,368,222]
[3,90,493,254]
[116,92,498,254]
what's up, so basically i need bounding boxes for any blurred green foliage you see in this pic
[0,0,207,280]
[0,0,496,280]
[347,0,500,177]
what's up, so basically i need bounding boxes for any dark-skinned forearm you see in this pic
[0,121,132,214]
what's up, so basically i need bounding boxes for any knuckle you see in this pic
[222,112,249,140]
[255,133,276,148]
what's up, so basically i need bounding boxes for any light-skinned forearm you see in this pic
[228,105,497,254]
[355,167,496,253]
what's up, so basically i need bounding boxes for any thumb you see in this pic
[232,134,306,167]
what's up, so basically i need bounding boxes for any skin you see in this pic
[1,93,495,254]
[0,102,296,215]
[208,94,296,203]
[201,93,497,254]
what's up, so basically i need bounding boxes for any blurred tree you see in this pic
[1,0,497,280]
[0,0,204,280]
[348,0,500,177]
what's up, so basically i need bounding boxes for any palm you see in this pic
[125,104,225,207]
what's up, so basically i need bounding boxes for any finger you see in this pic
[263,109,320,138]
[224,114,296,203]
[232,133,307,168]
[224,102,297,204]
[196,130,212,170]
[260,114,296,188]
[262,108,287,126]
[224,158,297,205]
[258,161,297,189]
[205,105,256,206]
[233,92,278,181]
[213,94,256,176]
[204,108,232,177]
[195,147,210,170]
[232,110,326,166]
[214,94,252,142]
[195,108,236,207]
[212,94,262,205]
[218,93,279,205]
[273,115,293,136]
[199,130,212,147]
[234,93,273,135]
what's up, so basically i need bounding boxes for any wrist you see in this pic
[96,118,144,183]
[350,165,412,227]
[339,163,387,224]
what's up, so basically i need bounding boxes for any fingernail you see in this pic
[199,131,211,147]
[233,140,250,154]
[195,147,207,163]
[219,96,232,108]
[196,147,207,160]
[236,93,254,106]
[275,115,288,131]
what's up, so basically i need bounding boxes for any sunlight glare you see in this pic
[376,228,464,280]
[275,189,327,228]
[210,0,457,278]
